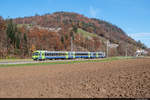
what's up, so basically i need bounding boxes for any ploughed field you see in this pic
[0,58,150,98]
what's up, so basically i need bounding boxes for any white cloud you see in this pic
[89,6,100,18]
[128,32,150,48]
[128,33,150,40]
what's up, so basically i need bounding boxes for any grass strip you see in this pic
[0,59,33,62]
[0,56,134,67]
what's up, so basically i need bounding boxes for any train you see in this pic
[32,50,106,61]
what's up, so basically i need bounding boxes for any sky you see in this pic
[0,0,150,48]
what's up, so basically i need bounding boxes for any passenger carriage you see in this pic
[32,50,105,61]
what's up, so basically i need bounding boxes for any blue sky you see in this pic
[0,0,150,48]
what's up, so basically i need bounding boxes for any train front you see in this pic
[32,51,40,61]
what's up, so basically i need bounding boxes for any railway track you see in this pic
[0,58,104,65]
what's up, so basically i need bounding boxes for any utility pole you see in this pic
[106,40,109,58]
[125,44,128,57]
[71,37,73,51]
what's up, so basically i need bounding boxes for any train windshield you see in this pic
[33,52,39,56]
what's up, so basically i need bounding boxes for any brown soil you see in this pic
[0,58,150,98]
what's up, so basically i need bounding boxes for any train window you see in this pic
[45,52,104,57]
[33,52,39,56]
[75,53,88,56]
[45,53,66,56]
[59,53,66,56]
[93,53,97,56]
[98,53,103,56]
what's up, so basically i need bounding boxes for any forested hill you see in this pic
[0,12,147,58]
[14,12,136,44]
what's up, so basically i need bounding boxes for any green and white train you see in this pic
[32,50,106,61]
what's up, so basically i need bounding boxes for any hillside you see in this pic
[0,12,146,58]
[14,12,136,44]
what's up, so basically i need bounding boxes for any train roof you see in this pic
[34,50,105,53]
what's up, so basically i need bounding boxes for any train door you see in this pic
[66,52,69,59]
[69,52,75,59]
[88,52,90,58]
[96,52,99,58]
[41,51,45,60]
[39,51,45,60]
[91,52,94,58]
